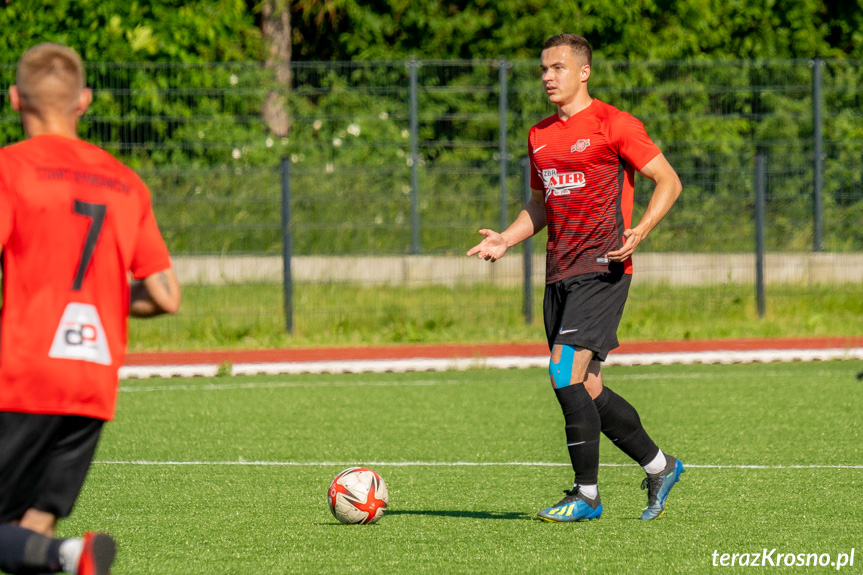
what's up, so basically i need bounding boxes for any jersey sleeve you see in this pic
[528,127,543,191]
[130,186,172,280]
[608,112,661,172]
[0,163,12,246]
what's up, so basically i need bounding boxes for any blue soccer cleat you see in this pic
[538,487,603,522]
[640,456,685,520]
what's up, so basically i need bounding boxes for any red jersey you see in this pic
[529,99,661,283]
[0,134,171,420]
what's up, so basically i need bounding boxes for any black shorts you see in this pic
[0,413,104,523]
[543,267,632,361]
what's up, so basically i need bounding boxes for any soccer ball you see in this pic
[327,467,389,524]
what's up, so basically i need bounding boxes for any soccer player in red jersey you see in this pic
[0,43,181,573]
[468,34,684,522]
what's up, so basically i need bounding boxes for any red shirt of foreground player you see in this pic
[0,135,172,420]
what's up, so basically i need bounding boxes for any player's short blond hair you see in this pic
[543,34,592,67]
[15,43,85,114]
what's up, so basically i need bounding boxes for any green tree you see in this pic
[288,0,862,61]
[0,0,263,63]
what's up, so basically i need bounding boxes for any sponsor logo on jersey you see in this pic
[571,139,590,153]
[49,302,112,365]
[541,168,586,199]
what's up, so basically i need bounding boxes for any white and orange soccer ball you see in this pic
[327,467,389,524]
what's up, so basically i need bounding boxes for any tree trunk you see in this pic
[261,0,291,137]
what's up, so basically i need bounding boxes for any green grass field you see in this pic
[59,360,863,573]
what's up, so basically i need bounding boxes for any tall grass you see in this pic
[127,281,863,351]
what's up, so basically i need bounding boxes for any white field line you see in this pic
[118,366,859,393]
[118,348,863,379]
[92,459,863,470]
[119,378,463,393]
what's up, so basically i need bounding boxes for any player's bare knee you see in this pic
[583,361,604,399]
[549,344,575,389]
[19,509,57,537]
[550,344,593,389]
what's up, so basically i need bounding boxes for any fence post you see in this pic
[754,153,766,318]
[812,57,824,252]
[280,157,294,334]
[498,59,509,233]
[521,156,533,325]
[409,57,421,254]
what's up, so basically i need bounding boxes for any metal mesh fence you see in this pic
[0,58,860,345]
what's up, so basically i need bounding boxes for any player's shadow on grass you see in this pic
[387,509,532,520]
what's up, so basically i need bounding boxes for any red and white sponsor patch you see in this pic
[542,168,586,197]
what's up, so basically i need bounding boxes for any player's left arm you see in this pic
[606,153,682,262]
[130,267,181,318]
[128,181,181,318]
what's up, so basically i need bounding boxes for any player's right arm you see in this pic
[466,187,546,262]
[130,267,181,317]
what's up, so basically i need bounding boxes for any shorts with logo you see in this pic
[543,265,631,361]
[0,413,104,523]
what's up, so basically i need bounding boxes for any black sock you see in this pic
[593,386,660,467]
[0,524,63,574]
[554,383,601,486]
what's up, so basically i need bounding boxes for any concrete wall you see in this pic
[172,253,863,286]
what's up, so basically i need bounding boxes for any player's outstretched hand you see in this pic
[466,229,508,262]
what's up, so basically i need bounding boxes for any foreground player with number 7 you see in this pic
[0,43,181,573]
[467,34,684,522]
